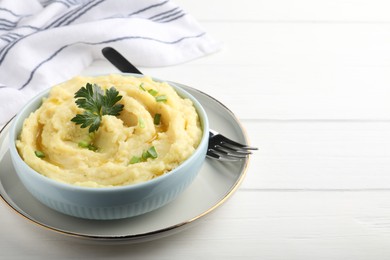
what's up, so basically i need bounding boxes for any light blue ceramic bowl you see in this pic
[9,74,209,220]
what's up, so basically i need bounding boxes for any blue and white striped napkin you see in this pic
[0,0,220,126]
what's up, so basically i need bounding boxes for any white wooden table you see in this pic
[2,0,390,259]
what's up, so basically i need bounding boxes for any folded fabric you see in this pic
[0,0,220,126]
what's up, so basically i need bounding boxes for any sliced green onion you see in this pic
[147,146,158,159]
[34,150,45,158]
[134,146,159,162]
[78,141,97,151]
[87,144,98,151]
[78,141,89,148]
[148,89,158,96]
[138,117,145,128]
[129,156,141,164]
[141,146,158,160]
[141,150,149,160]
[88,132,95,139]
[139,83,146,91]
[154,113,161,125]
[155,95,167,102]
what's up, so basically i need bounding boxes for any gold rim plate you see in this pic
[0,83,250,243]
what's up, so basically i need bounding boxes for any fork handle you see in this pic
[102,47,143,75]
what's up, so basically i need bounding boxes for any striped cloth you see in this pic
[0,0,220,126]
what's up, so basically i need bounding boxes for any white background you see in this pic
[2,0,390,259]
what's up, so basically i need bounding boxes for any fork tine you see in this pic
[207,130,257,161]
[215,144,252,155]
[215,134,258,150]
[213,149,248,159]
[207,149,244,162]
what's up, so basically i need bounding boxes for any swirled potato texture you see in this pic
[16,75,202,187]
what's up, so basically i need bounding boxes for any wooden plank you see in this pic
[241,120,390,190]
[141,22,390,120]
[88,22,390,120]
[3,190,390,259]
[145,65,390,120]
[177,0,390,22]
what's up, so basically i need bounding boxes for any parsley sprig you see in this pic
[71,83,124,133]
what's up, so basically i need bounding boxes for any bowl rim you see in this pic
[9,73,209,192]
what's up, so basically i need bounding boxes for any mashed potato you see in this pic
[16,74,202,187]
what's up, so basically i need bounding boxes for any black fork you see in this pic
[101,47,258,161]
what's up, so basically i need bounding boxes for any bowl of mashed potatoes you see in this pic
[9,74,209,220]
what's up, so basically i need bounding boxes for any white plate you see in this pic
[0,84,250,243]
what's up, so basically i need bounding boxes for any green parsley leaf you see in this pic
[71,84,124,133]
[72,111,101,133]
[74,83,103,113]
[102,87,124,116]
